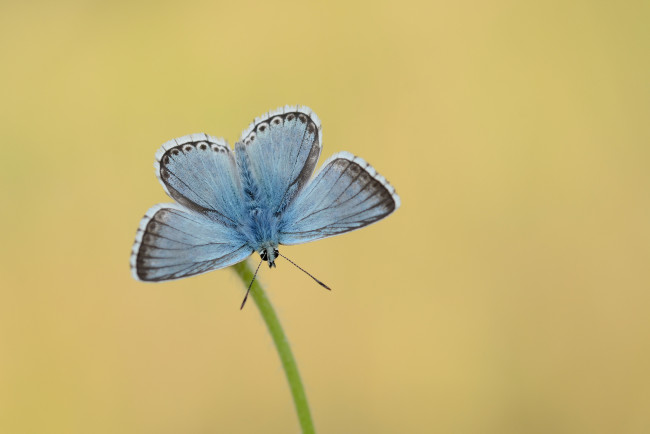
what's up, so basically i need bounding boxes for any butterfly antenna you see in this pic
[278,253,331,291]
[240,259,263,310]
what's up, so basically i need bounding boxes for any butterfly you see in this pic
[130,105,400,300]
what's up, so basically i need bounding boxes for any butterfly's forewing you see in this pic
[131,203,251,281]
[156,134,244,227]
[236,106,321,213]
[278,152,400,245]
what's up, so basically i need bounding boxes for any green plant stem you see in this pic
[232,260,315,434]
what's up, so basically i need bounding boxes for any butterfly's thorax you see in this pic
[241,207,281,249]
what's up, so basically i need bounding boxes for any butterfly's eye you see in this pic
[260,250,268,261]
[273,249,279,258]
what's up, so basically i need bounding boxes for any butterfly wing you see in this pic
[156,133,244,227]
[235,105,322,213]
[278,152,400,245]
[131,203,251,281]
[132,133,252,281]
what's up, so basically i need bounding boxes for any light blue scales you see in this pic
[131,105,400,282]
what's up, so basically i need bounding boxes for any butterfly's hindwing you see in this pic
[131,204,251,281]
[236,106,322,214]
[156,133,243,227]
[279,152,400,245]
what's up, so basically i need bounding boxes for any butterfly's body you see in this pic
[131,105,399,281]
[239,205,281,267]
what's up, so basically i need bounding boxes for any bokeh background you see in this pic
[1,1,649,433]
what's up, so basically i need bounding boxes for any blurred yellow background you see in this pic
[1,0,649,433]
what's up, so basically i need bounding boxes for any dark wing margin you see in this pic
[278,152,400,245]
[130,203,251,282]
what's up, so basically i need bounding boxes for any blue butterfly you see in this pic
[130,105,400,297]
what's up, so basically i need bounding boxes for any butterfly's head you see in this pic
[259,246,279,268]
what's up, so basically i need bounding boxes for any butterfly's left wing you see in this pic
[278,152,400,245]
[131,203,251,282]
[235,105,322,213]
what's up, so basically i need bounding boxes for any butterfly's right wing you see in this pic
[235,106,322,213]
[278,152,400,245]
[131,203,252,282]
